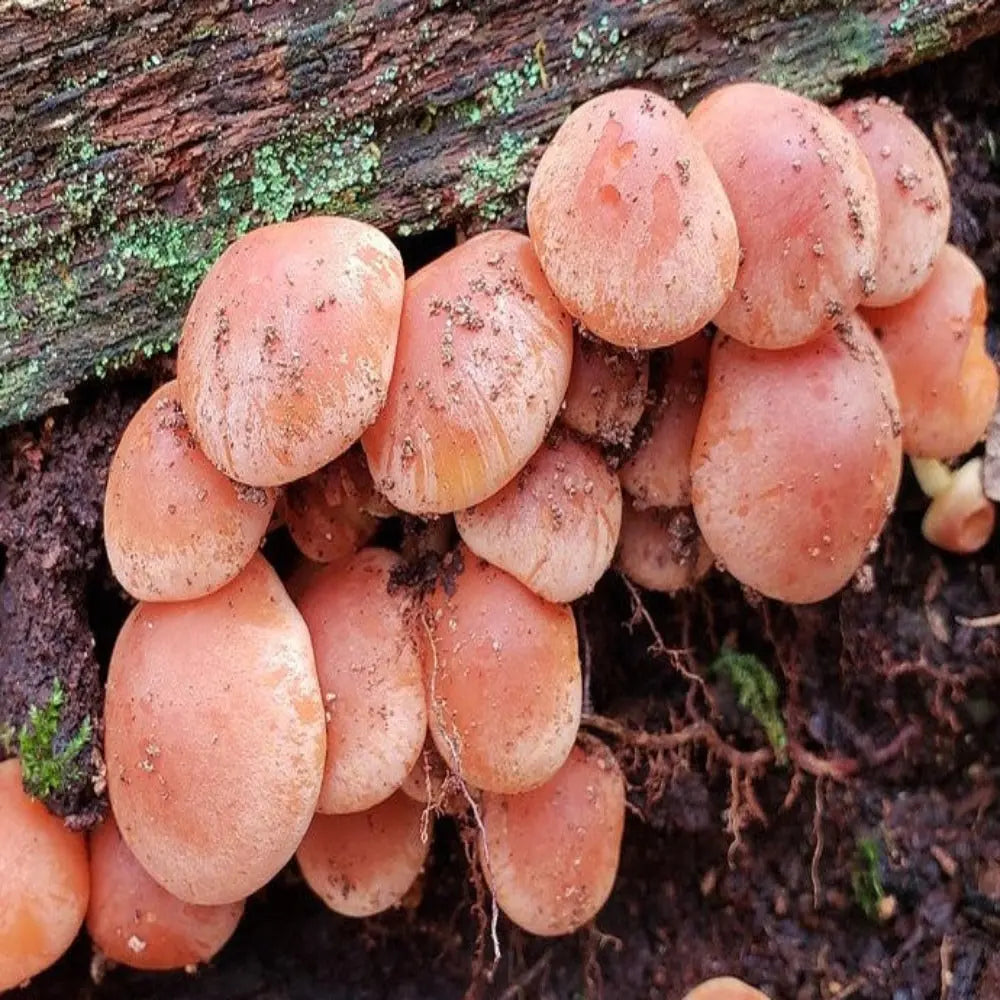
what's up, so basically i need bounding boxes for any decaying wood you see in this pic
[1,0,997,428]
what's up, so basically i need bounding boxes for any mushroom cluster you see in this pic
[4,79,996,989]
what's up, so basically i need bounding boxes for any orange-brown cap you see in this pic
[178,216,404,487]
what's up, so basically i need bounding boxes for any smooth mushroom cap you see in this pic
[689,82,880,349]
[527,88,738,350]
[424,547,582,794]
[615,502,714,594]
[362,230,573,515]
[282,447,392,564]
[177,216,404,487]
[690,315,903,604]
[834,96,950,306]
[104,381,276,603]
[296,792,429,918]
[619,332,710,509]
[682,977,771,1000]
[86,815,244,971]
[480,739,626,937]
[104,554,326,905]
[0,759,89,992]
[862,244,999,459]
[294,547,427,815]
[561,333,650,448]
[454,433,623,604]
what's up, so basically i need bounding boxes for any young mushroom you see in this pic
[861,244,998,459]
[282,447,394,564]
[0,758,90,992]
[424,546,582,794]
[619,333,710,509]
[834,95,951,306]
[682,977,771,1000]
[615,501,714,594]
[561,332,650,449]
[177,216,405,487]
[454,432,623,603]
[527,88,739,349]
[479,739,626,937]
[104,380,277,602]
[912,457,996,554]
[104,554,327,905]
[690,315,903,603]
[362,230,574,514]
[294,547,428,815]
[86,815,244,971]
[689,82,880,349]
[296,791,429,918]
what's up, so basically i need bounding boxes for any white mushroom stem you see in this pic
[916,457,996,554]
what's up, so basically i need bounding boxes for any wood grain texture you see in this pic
[1,0,998,428]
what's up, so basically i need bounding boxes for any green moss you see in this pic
[457,132,539,223]
[17,680,92,800]
[711,648,788,761]
[831,12,885,77]
[852,836,887,920]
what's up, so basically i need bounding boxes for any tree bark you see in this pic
[1,0,997,428]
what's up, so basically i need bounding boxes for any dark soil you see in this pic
[3,33,1000,1000]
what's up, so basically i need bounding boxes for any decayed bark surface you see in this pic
[1,0,998,428]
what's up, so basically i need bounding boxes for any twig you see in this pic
[956,611,1000,628]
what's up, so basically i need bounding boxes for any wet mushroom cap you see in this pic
[862,244,999,459]
[454,433,623,604]
[104,554,327,905]
[615,501,714,594]
[294,547,427,815]
[362,230,573,515]
[689,81,880,349]
[682,977,772,1000]
[619,332,710,509]
[690,315,902,604]
[424,547,582,794]
[0,758,90,992]
[480,740,626,937]
[86,815,244,971]
[282,447,391,564]
[104,380,277,603]
[177,216,404,487]
[561,333,650,449]
[296,791,429,918]
[834,96,950,307]
[527,88,739,350]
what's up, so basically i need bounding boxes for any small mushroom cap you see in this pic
[480,739,626,937]
[283,447,391,564]
[834,96,950,306]
[527,88,739,349]
[682,977,771,1000]
[86,815,244,971]
[0,759,89,992]
[104,381,276,602]
[615,502,714,594]
[620,333,710,509]
[177,216,404,487]
[691,316,902,604]
[455,433,623,604]
[921,458,996,555]
[424,547,582,794]
[362,230,573,514]
[862,244,998,459]
[561,333,649,448]
[690,82,880,349]
[296,792,429,918]
[295,547,428,815]
[104,554,326,905]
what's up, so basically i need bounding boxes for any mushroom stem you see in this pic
[920,457,996,554]
[910,456,955,499]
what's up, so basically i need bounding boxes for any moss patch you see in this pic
[711,647,788,762]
